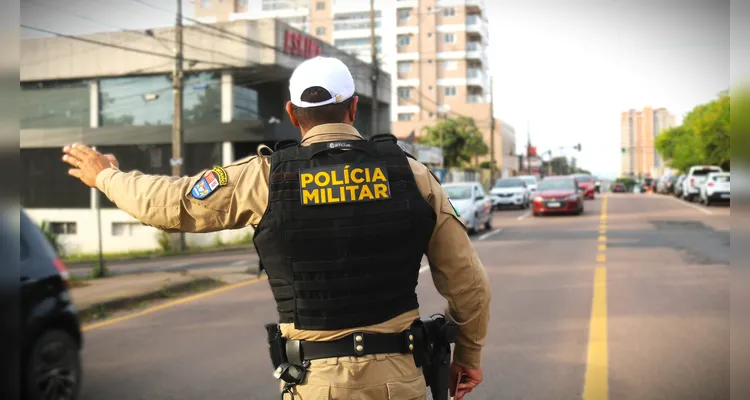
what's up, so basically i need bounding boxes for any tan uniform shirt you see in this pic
[96,123,491,369]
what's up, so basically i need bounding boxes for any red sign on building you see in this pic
[284,30,322,59]
[527,146,537,157]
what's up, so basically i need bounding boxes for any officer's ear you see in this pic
[348,96,358,123]
[286,101,300,127]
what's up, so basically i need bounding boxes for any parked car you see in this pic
[489,177,530,210]
[673,175,687,197]
[571,174,596,199]
[443,182,493,233]
[531,176,584,216]
[612,183,627,193]
[20,210,83,400]
[682,165,723,201]
[699,172,730,205]
[516,175,539,194]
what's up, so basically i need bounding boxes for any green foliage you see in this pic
[479,161,493,169]
[89,262,109,279]
[156,231,172,252]
[38,221,63,255]
[655,91,730,172]
[418,117,489,168]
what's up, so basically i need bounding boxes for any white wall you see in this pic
[25,208,254,256]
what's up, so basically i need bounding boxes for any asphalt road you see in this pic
[77,193,730,400]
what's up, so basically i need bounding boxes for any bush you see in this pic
[156,231,171,252]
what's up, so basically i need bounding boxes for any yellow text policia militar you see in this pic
[299,163,392,205]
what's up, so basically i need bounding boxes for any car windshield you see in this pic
[692,168,722,176]
[538,179,576,191]
[444,186,473,199]
[521,177,536,185]
[713,175,730,182]
[494,179,524,188]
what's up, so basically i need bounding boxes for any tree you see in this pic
[418,117,489,168]
[655,91,730,172]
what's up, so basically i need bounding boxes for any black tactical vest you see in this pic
[253,134,437,331]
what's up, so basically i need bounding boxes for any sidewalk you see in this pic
[70,265,262,318]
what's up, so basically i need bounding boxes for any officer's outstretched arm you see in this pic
[407,159,492,371]
[95,156,268,233]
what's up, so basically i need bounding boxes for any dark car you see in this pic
[531,176,584,216]
[612,183,627,193]
[20,210,83,400]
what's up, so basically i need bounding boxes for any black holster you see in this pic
[411,316,459,400]
[265,323,308,390]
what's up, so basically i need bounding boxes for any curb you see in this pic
[76,276,227,323]
[64,244,255,269]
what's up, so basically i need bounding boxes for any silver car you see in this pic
[443,182,494,233]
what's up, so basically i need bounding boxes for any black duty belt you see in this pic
[284,330,416,366]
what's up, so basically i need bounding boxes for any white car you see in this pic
[516,175,539,194]
[682,165,723,202]
[699,172,730,205]
[490,177,530,210]
[443,182,493,233]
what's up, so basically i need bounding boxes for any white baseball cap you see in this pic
[289,56,355,108]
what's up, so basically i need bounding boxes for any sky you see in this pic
[21,0,730,179]
[486,0,729,178]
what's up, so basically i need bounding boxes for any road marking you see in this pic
[583,266,609,400]
[478,228,502,241]
[231,260,248,266]
[598,235,606,243]
[517,211,531,220]
[596,253,607,263]
[598,244,607,252]
[419,264,430,274]
[666,195,713,215]
[82,277,268,332]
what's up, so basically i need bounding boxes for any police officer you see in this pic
[62,56,491,400]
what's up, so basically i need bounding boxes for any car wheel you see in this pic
[468,214,478,234]
[25,330,82,400]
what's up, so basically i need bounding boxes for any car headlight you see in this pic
[533,196,543,202]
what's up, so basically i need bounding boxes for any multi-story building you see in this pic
[620,107,676,178]
[195,0,504,171]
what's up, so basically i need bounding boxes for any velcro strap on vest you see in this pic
[295,289,413,310]
[293,270,412,291]
[275,140,404,162]
[282,199,411,220]
[291,254,406,273]
[270,172,300,183]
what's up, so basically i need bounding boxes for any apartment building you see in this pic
[195,0,506,172]
[620,107,676,178]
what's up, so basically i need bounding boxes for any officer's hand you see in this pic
[450,363,483,399]
[62,143,120,188]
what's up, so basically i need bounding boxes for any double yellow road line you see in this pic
[583,194,609,400]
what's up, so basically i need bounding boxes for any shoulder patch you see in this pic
[191,167,228,200]
[298,163,392,206]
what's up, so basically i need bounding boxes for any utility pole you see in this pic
[489,76,496,183]
[369,0,379,137]
[171,0,185,252]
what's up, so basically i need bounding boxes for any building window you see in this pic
[316,1,325,9]
[201,0,210,8]
[444,87,457,96]
[443,60,457,70]
[397,61,412,74]
[21,80,91,130]
[112,222,144,237]
[316,27,326,35]
[398,87,412,99]
[444,33,456,43]
[398,9,411,20]
[398,113,413,121]
[427,32,432,38]
[236,0,248,7]
[398,34,411,46]
[429,112,434,118]
[50,222,77,235]
[443,7,456,16]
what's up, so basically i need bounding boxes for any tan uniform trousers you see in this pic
[281,353,426,400]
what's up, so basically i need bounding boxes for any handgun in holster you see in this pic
[410,316,459,400]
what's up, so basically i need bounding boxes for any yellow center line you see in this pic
[584,193,609,400]
[82,276,268,332]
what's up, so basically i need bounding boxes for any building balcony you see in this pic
[465,0,484,12]
[466,15,489,41]
[467,94,485,103]
[466,41,487,64]
[467,69,484,86]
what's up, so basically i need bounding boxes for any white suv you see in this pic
[699,172,730,205]
[682,165,723,202]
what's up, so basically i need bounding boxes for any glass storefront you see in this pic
[21,80,91,129]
